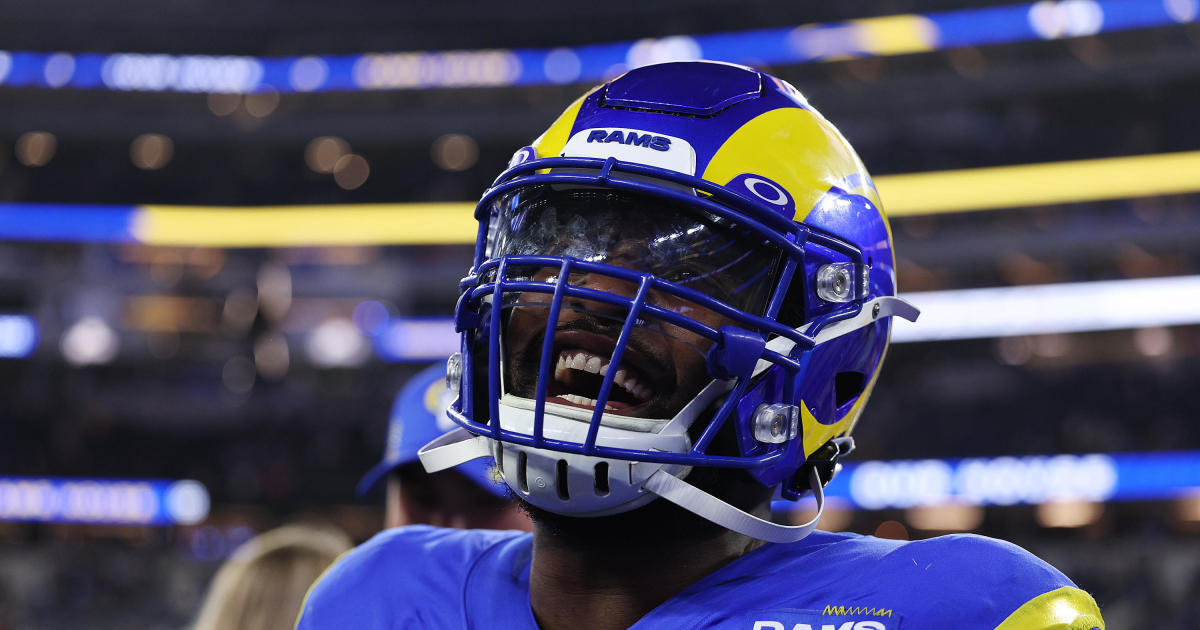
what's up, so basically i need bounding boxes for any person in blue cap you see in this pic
[357,362,531,531]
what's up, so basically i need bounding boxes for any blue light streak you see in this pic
[772,450,1200,512]
[0,0,1191,94]
[0,477,210,525]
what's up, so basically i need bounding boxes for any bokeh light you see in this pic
[61,317,119,366]
[304,136,350,174]
[130,133,174,170]
[15,131,57,167]
[333,154,370,190]
[244,88,280,118]
[430,133,478,171]
[206,92,241,116]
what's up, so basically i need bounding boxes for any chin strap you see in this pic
[755,296,920,378]
[420,428,834,545]
[643,465,826,544]
[418,427,492,472]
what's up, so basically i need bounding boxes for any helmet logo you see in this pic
[727,173,795,218]
[585,129,671,152]
[562,128,696,175]
[507,146,535,169]
[744,177,788,205]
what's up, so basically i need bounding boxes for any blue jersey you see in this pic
[297,525,1103,629]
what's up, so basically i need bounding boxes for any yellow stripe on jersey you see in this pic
[993,586,1105,630]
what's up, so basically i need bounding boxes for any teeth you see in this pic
[555,350,610,377]
[559,393,618,411]
[553,350,655,404]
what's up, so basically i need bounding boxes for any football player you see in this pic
[298,61,1104,630]
[357,362,530,531]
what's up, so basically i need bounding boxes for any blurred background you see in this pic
[1,0,1199,627]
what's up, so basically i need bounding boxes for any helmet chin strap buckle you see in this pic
[781,436,855,501]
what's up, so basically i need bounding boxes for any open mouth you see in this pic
[548,348,657,414]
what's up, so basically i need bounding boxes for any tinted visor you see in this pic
[490,185,782,317]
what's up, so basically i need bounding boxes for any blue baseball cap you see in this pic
[357,362,505,498]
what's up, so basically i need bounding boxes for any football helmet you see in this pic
[420,60,918,542]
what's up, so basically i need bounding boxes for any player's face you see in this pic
[504,261,731,419]
[493,188,778,419]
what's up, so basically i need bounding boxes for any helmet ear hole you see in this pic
[556,459,571,500]
[517,451,530,493]
[834,371,867,409]
[594,462,610,496]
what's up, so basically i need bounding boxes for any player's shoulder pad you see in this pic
[885,533,1103,629]
[295,525,525,629]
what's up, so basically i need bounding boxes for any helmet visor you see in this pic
[481,185,784,421]
[490,185,781,317]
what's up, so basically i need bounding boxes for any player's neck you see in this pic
[527,515,764,630]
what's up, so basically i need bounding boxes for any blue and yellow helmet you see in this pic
[420,60,918,542]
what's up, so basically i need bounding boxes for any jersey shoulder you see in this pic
[295,525,527,630]
[718,531,1102,630]
[833,532,1102,629]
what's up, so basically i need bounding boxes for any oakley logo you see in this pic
[743,177,788,205]
[507,146,535,169]
[586,129,671,152]
[752,623,887,630]
[727,173,796,218]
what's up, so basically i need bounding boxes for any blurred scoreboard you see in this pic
[0,477,209,525]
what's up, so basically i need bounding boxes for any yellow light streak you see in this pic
[128,151,1200,247]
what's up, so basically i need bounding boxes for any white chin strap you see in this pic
[419,427,827,543]
[643,466,826,544]
[418,295,918,543]
[755,296,919,377]
[418,428,494,474]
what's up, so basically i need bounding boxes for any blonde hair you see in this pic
[192,524,352,630]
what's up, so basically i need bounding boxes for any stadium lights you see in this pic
[879,150,1200,215]
[768,450,1200,513]
[905,503,985,532]
[0,315,38,358]
[0,0,1194,93]
[1035,500,1104,528]
[0,150,1198,247]
[60,317,119,366]
[0,477,210,526]
[892,275,1200,342]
